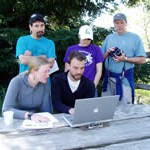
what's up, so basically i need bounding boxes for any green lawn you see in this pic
[135,89,150,104]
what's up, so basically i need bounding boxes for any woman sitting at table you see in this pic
[2,56,52,122]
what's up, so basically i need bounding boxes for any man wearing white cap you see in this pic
[64,25,104,95]
[101,13,146,105]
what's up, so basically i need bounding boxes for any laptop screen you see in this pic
[63,95,119,127]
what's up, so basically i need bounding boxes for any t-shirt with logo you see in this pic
[64,44,104,82]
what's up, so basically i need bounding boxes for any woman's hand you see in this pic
[31,114,50,123]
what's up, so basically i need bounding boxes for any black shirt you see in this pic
[51,72,95,113]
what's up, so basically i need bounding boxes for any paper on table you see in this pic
[50,60,59,74]
[22,112,59,129]
[22,120,53,129]
[36,112,59,123]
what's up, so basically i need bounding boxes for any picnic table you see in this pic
[1,104,150,150]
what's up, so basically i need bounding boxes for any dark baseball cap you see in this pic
[28,13,46,24]
[113,13,127,22]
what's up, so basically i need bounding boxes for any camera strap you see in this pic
[105,57,134,103]
[121,62,126,79]
[107,57,126,80]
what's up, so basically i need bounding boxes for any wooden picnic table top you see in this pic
[1,104,150,150]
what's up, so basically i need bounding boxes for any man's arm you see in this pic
[48,58,55,66]
[123,56,146,64]
[84,79,95,98]
[103,47,146,64]
[19,55,33,64]
[103,47,114,59]
[103,51,110,59]
[93,62,103,87]
[115,52,146,64]
[18,50,32,64]
[19,53,54,65]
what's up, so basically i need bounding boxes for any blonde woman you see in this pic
[2,56,52,122]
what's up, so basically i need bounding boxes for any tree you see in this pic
[0,0,117,80]
[121,0,150,51]
[0,0,117,28]
[122,0,150,9]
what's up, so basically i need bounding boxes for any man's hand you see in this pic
[19,55,32,64]
[19,50,32,64]
[24,50,32,56]
[113,51,127,62]
[68,108,75,115]
[48,58,55,66]
[104,47,115,59]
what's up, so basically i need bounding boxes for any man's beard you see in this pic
[36,31,44,38]
[70,72,82,81]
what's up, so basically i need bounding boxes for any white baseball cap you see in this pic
[78,25,93,40]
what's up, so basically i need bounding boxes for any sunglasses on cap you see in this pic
[30,13,44,18]
[29,13,46,24]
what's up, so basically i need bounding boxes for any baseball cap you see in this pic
[28,13,46,24]
[78,25,93,40]
[113,13,127,22]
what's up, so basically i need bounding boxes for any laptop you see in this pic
[63,95,119,127]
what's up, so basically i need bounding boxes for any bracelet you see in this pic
[125,57,128,61]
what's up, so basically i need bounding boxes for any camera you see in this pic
[109,47,122,57]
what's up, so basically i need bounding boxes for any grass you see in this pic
[135,89,150,104]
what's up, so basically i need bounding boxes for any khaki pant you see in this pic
[102,78,132,104]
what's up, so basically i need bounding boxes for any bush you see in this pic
[0,28,27,84]
[0,85,7,116]
[46,28,79,71]
[134,60,150,83]
[135,89,150,104]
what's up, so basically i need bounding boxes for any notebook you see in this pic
[63,95,119,127]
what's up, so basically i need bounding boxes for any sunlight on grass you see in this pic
[135,89,150,104]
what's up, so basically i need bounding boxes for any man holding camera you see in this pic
[101,13,146,105]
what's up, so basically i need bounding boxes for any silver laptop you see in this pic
[63,95,119,127]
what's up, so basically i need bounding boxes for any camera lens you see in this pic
[109,47,121,57]
[114,48,122,56]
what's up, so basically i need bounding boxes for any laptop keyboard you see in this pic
[64,114,74,123]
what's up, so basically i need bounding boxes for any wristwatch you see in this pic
[27,112,33,120]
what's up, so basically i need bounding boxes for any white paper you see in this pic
[37,112,58,123]
[50,60,59,74]
[22,112,58,129]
